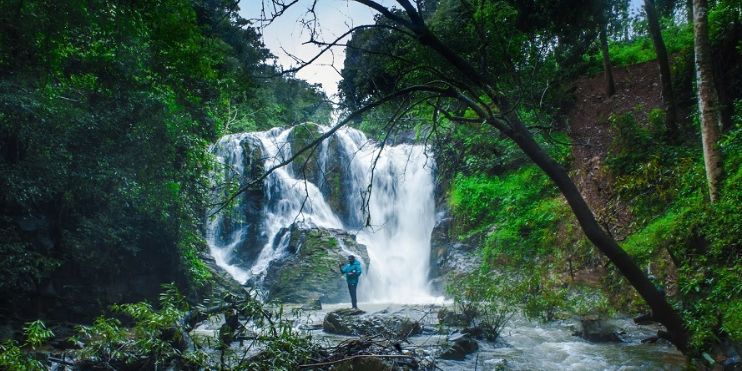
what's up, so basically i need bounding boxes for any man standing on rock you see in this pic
[339,255,362,309]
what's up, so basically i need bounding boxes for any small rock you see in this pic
[485,358,509,371]
[440,334,479,360]
[578,316,622,342]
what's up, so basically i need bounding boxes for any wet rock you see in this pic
[428,210,480,292]
[437,307,471,327]
[578,315,622,342]
[287,123,359,228]
[216,135,267,267]
[322,309,423,339]
[263,225,368,305]
[287,123,324,186]
[484,358,509,370]
[323,309,362,335]
[440,332,479,360]
[633,312,655,325]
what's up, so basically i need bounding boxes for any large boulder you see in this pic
[577,315,623,342]
[439,332,479,360]
[213,135,267,267]
[428,210,479,292]
[287,123,357,228]
[263,225,368,304]
[288,123,324,184]
[322,308,423,339]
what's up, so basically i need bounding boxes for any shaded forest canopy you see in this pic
[0,0,740,368]
[0,0,331,321]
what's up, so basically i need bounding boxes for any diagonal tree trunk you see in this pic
[645,0,678,137]
[692,0,723,202]
[399,8,691,352]
[258,0,692,352]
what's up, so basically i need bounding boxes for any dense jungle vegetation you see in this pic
[339,0,740,360]
[0,0,330,318]
[0,0,740,368]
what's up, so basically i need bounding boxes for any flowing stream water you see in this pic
[206,125,686,369]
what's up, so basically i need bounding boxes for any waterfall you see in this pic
[206,124,437,303]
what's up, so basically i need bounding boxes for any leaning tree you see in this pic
[250,0,689,352]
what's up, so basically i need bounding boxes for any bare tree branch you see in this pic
[209,84,451,217]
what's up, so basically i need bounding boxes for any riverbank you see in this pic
[297,303,686,370]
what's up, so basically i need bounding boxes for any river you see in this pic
[304,303,687,370]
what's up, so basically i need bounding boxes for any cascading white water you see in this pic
[207,124,438,303]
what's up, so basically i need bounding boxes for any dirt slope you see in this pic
[567,60,664,239]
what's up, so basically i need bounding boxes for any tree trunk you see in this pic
[686,0,694,25]
[495,108,689,353]
[645,0,678,137]
[692,0,723,202]
[348,0,691,352]
[599,23,616,97]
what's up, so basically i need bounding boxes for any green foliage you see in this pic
[603,24,693,66]
[722,300,742,342]
[73,284,191,367]
[0,0,332,319]
[611,101,742,351]
[0,341,45,371]
[242,335,316,371]
[22,321,54,349]
[0,321,53,370]
[606,112,705,222]
[449,165,614,321]
[446,271,515,340]
[71,287,318,369]
[451,166,566,262]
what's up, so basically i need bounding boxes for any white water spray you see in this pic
[207,125,438,303]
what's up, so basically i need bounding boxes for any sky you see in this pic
[239,0,646,99]
[239,1,384,99]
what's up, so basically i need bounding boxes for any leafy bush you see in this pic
[450,166,567,263]
[0,321,53,371]
[71,285,318,370]
[612,101,742,351]
[446,271,515,340]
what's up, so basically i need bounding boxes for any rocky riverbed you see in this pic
[297,303,687,370]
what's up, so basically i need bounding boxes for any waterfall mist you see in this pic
[207,125,439,303]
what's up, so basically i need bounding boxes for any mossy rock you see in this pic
[263,224,368,304]
[320,135,356,227]
[322,309,423,339]
[287,123,357,227]
[217,135,267,267]
[288,123,323,184]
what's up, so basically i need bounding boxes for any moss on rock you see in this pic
[288,123,323,184]
[264,224,368,304]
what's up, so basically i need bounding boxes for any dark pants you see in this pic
[347,282,358,309]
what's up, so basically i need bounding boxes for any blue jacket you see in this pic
[341,260,362,285]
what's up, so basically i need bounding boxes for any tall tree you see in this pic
[645,0,678,136]
[258,0,690,352]
[692,0,723,201]
[598,16,616,96]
